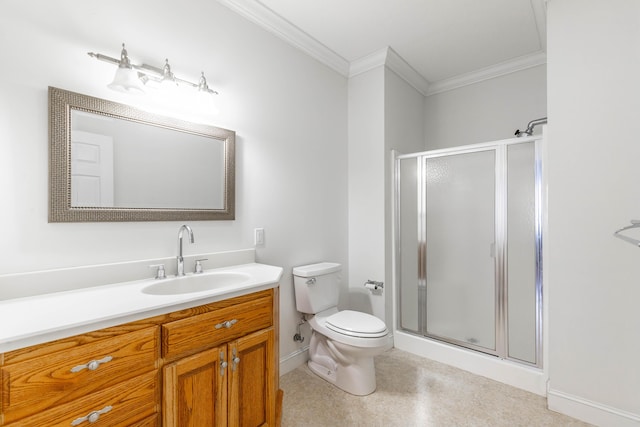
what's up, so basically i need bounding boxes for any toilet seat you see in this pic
[325,310,388,338]
[309,308,390,348]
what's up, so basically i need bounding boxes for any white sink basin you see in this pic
[141,271,251,295]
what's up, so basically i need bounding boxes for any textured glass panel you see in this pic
[399,157,420,332]
[425,150,496,350]
[507,143,537,363]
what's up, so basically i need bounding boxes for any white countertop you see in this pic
[0,262,283,353]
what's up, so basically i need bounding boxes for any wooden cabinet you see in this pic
[161,292,277,427]
[162,329,275,427]
[0,287,279,427]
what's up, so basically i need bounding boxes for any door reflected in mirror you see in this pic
[71,110,225,210]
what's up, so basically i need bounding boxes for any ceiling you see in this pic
[218,0,547,95]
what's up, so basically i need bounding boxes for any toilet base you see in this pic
[308,359,338,384]
[308,358,376,396]
[307,332,378,396]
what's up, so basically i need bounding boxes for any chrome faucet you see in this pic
[177,225,194,276]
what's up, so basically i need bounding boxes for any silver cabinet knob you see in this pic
[215,319,238,329]
[70,356,113,373]
[220,351,228,376]
[71,406,112,425]
[232,348,240,371]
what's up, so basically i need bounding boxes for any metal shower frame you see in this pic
[393,134,543,368]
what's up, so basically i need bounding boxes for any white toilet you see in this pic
[293,262,390,396]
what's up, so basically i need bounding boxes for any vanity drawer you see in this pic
[4,370,158,427]
[162,295,272,360]
[1,326,158,423]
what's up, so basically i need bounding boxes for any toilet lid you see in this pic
[325,310,388,338]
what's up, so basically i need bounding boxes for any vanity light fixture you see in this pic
[87,43,219,97]
[105,44,145,94]
[159,59,178,90]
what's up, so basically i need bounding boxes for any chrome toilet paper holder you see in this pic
[364,280,384,290]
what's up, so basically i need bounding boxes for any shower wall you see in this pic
[423,65,547,150]
[396,136,541,366]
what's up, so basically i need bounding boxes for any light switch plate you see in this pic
[254,228,265,246]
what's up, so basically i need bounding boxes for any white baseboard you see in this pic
[280,346,309,376]
[394,331,547,396]
[548,389,640,427]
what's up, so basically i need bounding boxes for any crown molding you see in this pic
[384,47,430,95]
[349,47,430,95]
[217,0,350,76]
[530,0,547,49]
[426,51,547,96]
[218,0,546,96]
[348,48,388,77]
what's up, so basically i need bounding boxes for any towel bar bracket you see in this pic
[613,220,640,247]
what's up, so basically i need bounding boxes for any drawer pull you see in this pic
[71,405,112,425]
[70,356,113,373]
[215,319,238,329]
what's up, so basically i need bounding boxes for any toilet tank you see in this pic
[292,262,342,314]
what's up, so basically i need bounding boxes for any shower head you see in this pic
[515,117,547,137]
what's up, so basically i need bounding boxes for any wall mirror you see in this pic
[49,87,235,222]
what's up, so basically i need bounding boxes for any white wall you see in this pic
[424,65,547,149]
[0,0,348,372]
[347,66,424,324]
[347,67,385,318]
[547,0,640,425]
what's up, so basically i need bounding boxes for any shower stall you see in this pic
[394,135,542,367]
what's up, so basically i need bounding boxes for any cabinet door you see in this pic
[163,347,227,427]
[228,328,275,427]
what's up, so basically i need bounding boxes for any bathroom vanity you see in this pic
[0,261,282,427]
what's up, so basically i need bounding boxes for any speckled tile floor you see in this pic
[280,348,592,427]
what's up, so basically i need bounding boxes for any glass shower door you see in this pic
[424,149,497,353]
[395,139,542,366]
